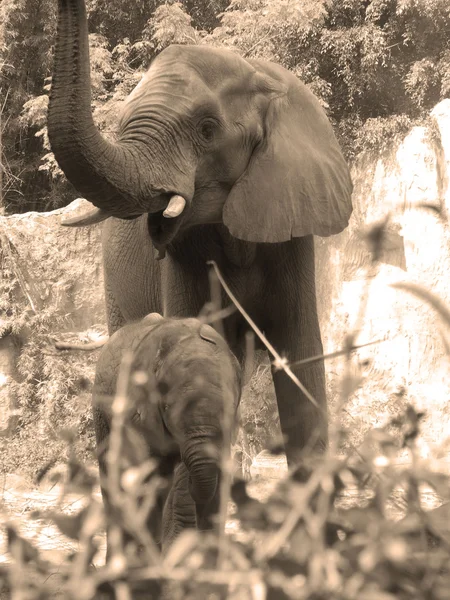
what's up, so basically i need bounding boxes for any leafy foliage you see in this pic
[1,397,449,598]
[150,3,201,50]
[1,0,450,213]
[0,214,103,477]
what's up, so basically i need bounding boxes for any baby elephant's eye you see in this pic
[198,118,216,142]
[157,381,169,395]
[164,404,170,412]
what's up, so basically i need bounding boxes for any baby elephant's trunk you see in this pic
[181,435,221,530]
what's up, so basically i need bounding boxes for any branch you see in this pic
[207,261,322,412]
[54,336,109,351]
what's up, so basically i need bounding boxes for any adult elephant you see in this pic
[93,313,241,551]
[48,0,353,468]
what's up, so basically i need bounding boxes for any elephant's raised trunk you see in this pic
[47,0,180,218]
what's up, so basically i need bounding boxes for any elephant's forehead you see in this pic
[120,46,258,129]
[150,322,230,362]
[156,318,217,344]
[148,45,255,92]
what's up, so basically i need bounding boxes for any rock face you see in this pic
[0,199,105,433]
[0,198,105,329]
[315,99,450,453]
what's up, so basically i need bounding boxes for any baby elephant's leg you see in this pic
[161,462,196,553]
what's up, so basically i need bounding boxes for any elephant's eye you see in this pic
[157,381,169,395]
[198,118,216,142]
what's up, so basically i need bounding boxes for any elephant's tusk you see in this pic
[163,195,186,218]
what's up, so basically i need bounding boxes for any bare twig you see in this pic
[207,261,322,412]
[130,565,263,586]
[290,337,386,368]
[255,468,325,562]
[217,368,234,569]
[54,336,109,351]
[200,303,237,324]
[208,265,225,339]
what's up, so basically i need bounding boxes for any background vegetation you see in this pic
[1,0,450,214]
[0,210,104,478]
[1,230,450,599]
[1,2,450,597]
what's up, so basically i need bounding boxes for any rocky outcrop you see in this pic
[0,198,105,329]
[316,99,450,454]
[0,199,105,433]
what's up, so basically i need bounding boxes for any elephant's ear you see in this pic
[222,60,353,243]
[142,313,164,326]
[199,323,218,345]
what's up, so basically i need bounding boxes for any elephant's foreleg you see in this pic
[161,462,196,553]
[159,251,212,318]
[264,236,327,470]
[104,282,126,336]
[271,358,327,465]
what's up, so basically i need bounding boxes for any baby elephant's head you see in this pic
[128,315,242,529]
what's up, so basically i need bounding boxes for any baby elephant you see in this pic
[93,313,242,552]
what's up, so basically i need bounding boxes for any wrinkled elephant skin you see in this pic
[93,314,241,551]
[48,0,353,469]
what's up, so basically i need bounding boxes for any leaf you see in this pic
[425,503,450,545]
[251,580,267,600]
[392,512,422,536]
[7,526,39,563]
[341,507,382,533]
[368,429,396,445]
[48,507,89,540]
[231,479,253,505]
[359,592,398,600]
[35,457,58,484]
[413,469,450,499]
[267,442,286,456]
[80,502,106,538]
[163,530,200,569]
[67,459,96,494]
[268,553,306,577]
[382,537,408,562]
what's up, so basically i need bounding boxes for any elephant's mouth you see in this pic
[147,195,191,259]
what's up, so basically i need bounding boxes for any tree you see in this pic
[1,0,449,213]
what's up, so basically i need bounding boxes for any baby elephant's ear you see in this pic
[223,60,353,243]
[199,324,218,345]
[142,313,164,325]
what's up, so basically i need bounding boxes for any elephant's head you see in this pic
[127,315,241,530]
[48,1,352,254]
